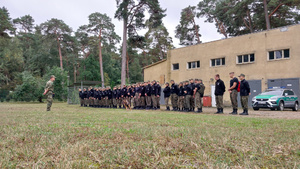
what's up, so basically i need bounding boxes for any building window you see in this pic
[269,49,290,60]
[237,54,255,64]
[187,61,200,69]
[172,63,179,70]
[211,58,225,67]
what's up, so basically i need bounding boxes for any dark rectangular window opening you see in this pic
[187,61,200,69]
[269,51,275,60]
[284,49,290,58]
[250,54,255,62]
[211,59,215,67]
[173,63,179,70]
[238,55,242,63]
[243,55,249,62]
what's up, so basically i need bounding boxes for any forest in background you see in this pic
[1,0,299,102]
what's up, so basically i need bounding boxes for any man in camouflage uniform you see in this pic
[43,75,55,111]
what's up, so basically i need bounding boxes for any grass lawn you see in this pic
[0,103,300,168]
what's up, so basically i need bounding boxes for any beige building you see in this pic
[143,24,300,107]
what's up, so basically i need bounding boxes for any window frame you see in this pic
[268,49,290,61]
[210,57,226,67]
[172,63,179,71]
[187,61,200,70]
[236,53,255,64]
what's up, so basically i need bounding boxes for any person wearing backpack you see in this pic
[228,72,239,115]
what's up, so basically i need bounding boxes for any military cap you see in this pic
[50,75,55,78]
[238,74,245,77]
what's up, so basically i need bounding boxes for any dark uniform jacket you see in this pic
[83,91,88,99]
[117,89,121,99]
[145,84,152,96]
[121,87,127,97]
[230,77,239,90]
[215,79,226,96]
[130,88,135,97]
[170,84,179,95]
[93,91,99,99]
[178,86,184,96]
[163,86,171,98]
[240,79,250,96]
[79,91,84,99]
[184,84,192,96]
[107,89,112,99]
[156,84,161,96]
[150,84,157,96]
[139,86,146,96]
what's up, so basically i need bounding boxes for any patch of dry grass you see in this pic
[0,103,300,168]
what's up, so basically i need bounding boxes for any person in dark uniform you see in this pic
[79,88,84,107]
[228,72,239,115]
[239,74,251,115]
[130,85,135,108]
[184,81,193,112]
[107,87,113,108]
[194,79,202,113]
[214,74,226,114]
[189,79,195,111]
[178,82,185,112]
[93,88,99,108]
[139,83,146,109]
[156,81,161,109]
[170,80,179,111]
[121,85,127,109]
[163,82,171,111]
[117,86,122,108]
[145,81,152,110]
[83,88,88,107]
[151,81,158,110]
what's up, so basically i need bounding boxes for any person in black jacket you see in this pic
[156,81,161,109]
[184,81,193,112]
[163,82,171,111]
[170,80,179,111]
[239,74,251,115]
[189,79,195,111]
[121,85,127,109]
[214,74,226,114]
[145,81,152,109]
[93,88,99,108]
[228,72,239,115]
[151,81,158,110]
[117,86,122,108]
[83,88,88,107]
[139,83,146,109]
[178,82,185,111]
[79,88,84,107]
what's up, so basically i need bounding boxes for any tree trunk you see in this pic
[126,51,129,81]
[98,30,104,87]
[121,19,128,86]
[263,0,271,30]
[74,64,76,83]
[192,18,201,44]
[56,36,63,70]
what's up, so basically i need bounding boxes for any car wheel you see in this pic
[292,102,299,111]
[278,101,284,111]
[253,108,259,111]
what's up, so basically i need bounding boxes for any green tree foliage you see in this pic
[0,7,15,37]
[197,0,300,37]
[115,0,166,86]
[175,6,201,46]
[13,71,43,102]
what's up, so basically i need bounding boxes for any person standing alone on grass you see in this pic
[239,74,251,115]
[43,75,55,111]
[214,74,226,114]
[228,72,239,115]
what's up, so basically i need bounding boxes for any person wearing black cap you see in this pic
[239,74,251,115]
[214,74,226,114]
[163,82,171,111]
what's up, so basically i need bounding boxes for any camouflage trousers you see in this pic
[241,96,249,109]
[146,96,152,107]
[117,99,122,107]
[185,95,192,109]
[164,97,169,108]
[139,96,145,107]
[113,98,117,107]
[47,92,53,111]
[134,93,139,107]
[152,95,158,108]
[215,95,224,109]
[170,94,178,108]
[127,97,131,107]
[230,90,238,109]
[157,96,160,108]
[195,92,202,109]
[80,98,84,105]
[178,96,185,109]
[84,99,88,106]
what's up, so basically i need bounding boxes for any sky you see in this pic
[2,0,223,48]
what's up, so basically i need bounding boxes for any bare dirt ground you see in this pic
[161,106,300,120]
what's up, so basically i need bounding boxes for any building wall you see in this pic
[144,24,300,106]
[144,60,168,84]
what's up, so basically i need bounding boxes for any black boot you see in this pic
[199,108,203,113]
[166,106,170,111]
[197,108,201,113]
[219,108,224,114]
[215,108,220,114]
[240,109,249,115]
[230,108,238,115]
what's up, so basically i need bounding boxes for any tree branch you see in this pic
[269,3,284,18]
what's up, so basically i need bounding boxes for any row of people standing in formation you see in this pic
[78,81,162,110]
[78,72,250,115]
